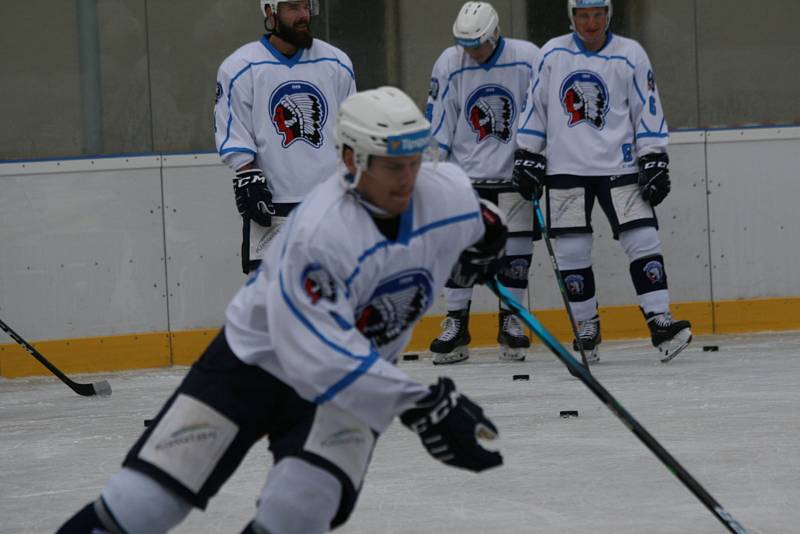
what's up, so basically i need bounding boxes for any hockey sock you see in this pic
[629,254,669,314]
[559,266,597,321]
[442,287,473,312]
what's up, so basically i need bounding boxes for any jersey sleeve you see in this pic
[266,241,428,433]
[337,53,357,101]
[427,53,459,158]
[630,45,669,156]
[516,54,548,154]
[214,59,258,172]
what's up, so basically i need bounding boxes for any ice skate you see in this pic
[645,311,692,362]
[430,309,470,365]
[572,315,601,364]
[497,310,529,362]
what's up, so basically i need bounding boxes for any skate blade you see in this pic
[432,348,469,365]
[499,346,527,362]
[659,329,693,363]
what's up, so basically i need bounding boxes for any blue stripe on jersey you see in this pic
[440,60,534,102]
[520,78,541,128]
[259,35,356,79]
[279,269,373,362]
[343,209,481,291]
[541,45,635,71]
[314,353,380,404]
[432,110,448,137]
[637,117,667,138]
[518,128,546,138]
[278,265,380,405]
[636,132,668,139]
[438,142,451,154]
[220,147,257,156]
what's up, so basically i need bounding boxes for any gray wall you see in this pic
[1,0,798,160]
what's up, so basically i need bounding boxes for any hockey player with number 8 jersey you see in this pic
[514,0,692,363]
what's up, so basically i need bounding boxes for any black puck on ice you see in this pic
[402,353,419,361]
[512,374,530,381]
[702,345,719,352]
[144,419,153,427]
[559,410,579,418]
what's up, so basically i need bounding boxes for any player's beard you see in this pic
[275,17,314,49]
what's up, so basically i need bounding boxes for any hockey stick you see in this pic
[533,198,590,371]
[487,279,749,534]
[0,317,111,397]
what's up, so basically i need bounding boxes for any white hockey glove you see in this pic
[400,377,502,472]
[233,168,275,226]
[638,153,671,207]
[449,199,508,288]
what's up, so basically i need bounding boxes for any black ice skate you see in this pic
[497,310,529,362]
[430,309,470,365]
[572,315,601,363]
[645,311,692,362]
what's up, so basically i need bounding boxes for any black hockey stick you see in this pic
[487,279,749,534]
[533,199,590,371]
[0,317,111,397]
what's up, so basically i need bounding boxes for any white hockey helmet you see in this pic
[259,0,319,17]
[335,87,432,189]
[453,2,500,49]
[568,0,612,31]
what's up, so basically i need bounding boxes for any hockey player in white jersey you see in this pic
[513,0,692,363]
[426,1,542,364]
[57,87,505,534]
[215,0,356,273]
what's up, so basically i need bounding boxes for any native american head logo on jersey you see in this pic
[465,85,516,143]
[559,71,609,130]
[355,270,433,348]
[270,81,328,148]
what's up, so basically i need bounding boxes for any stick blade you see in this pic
[92,380,112,396]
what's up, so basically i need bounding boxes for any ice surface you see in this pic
[2,332,799,533]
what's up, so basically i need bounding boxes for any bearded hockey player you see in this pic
[215,0,356,273]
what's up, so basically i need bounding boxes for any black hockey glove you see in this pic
[638,153,671,207]
[400,377,503,472]
[449,199,508,287]
[233,168,275,226]
[512,149,546,201]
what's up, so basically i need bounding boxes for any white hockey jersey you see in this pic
[214,36,356,203]
[224,162,484,433]
[517,33,668,176]
[427,37,540,181]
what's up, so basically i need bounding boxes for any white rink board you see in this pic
[161,154,246,331]
[706,127,800,300]
[1,332,798,533]
[0,157,168,340]
[1,126,799,342]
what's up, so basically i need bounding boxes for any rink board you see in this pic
[2,128,800,376]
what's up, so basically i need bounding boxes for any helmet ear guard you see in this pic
[452,2,500,49]
[335,87,432,189]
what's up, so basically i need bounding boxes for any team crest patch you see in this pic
[564,274,585,296]
[560,70,609,129]
[465,85,516,143]
[643,260,664,284]
[270,81,328,148]
[301,263,338,305]
[647,70,656,92]
[355,270,433,347]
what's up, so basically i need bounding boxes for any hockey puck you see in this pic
[702,345,719,352]
[402,353,419,361]
[144,419,153,427]
[512,374,530,381]
[559,410,579,418]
